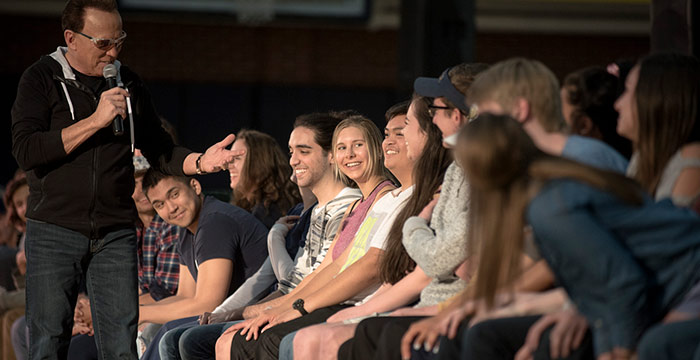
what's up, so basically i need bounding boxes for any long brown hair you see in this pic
[633,53,700,194]
[233,129,300,214]
[3,171,28,231]
[379,96,452,284]
[456,114,643,307]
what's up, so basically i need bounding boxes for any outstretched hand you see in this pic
[199,134,244,174]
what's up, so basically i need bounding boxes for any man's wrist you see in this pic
[195,153,206,175]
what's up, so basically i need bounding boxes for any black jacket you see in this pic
[11,47,192,238]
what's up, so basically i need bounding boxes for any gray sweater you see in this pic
[402,161,469,307]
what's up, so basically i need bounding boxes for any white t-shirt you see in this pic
[340,185,414,304]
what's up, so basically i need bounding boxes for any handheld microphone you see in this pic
[102,64,124,136]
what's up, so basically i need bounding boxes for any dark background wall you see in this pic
[0,3,649,191]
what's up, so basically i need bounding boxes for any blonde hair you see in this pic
[332,115,390,184]
[468,58,565,132]
[456,114,643,307]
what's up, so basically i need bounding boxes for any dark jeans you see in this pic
[637,319,700,360]
[68,334,98,360]
[159,320,235,360]
[337,316,425,360]
[25,219,138,359]
[0,246,18,291]
[142,317,198,360]
[438,315,593,360]
[230,304,349,360]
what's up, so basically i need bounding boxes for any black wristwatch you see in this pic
[292,298,308,316]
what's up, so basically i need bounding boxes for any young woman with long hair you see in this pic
[617,52,700,207]
[456,114,700,359]
[290,96,452,360]
[228,129,301,227]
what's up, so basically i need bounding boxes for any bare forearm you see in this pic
[140,297,219,324]
[303,258,381,313]
[242,294,289,319]
[139,293,156,305]
[61,117,101,155]
[361,268,430,314]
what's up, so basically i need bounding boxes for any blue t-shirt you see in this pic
[562,135,629,173]
[178,196,269,296]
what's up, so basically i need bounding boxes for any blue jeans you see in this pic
[159,320,237,360]
[25,219,138,359]
[11,315,28,360]
[278,330,296,360]
[637,319,700,360]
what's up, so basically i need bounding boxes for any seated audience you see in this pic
[336,63,486,360]
[457,114,700,360]
[293,95,452,360]
[158,111,362,359]
[218,115,411,360]
[398,57,632,360]
[0,173,28,360]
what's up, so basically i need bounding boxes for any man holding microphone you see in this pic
[11,0,239,358]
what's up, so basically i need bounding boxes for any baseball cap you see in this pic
[414,67,470,113]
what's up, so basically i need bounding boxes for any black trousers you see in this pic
[230,304,349,360]
[441,315,594,360]
[338,316,426,360]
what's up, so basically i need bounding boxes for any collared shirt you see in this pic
[137,213,182,301]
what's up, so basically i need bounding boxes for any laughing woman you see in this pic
[227,129,301,228]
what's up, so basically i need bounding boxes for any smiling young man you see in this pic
[138,170,269,329]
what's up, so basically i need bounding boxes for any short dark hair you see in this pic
[293,111,351,153]
[442,62,490,111]
[62,0,118,32]
[384,100,410,122]
[141,169,190,197]
[563,66,631,158]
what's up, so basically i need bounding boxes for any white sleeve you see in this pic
[211,257,276,314]
[267,223,295,281]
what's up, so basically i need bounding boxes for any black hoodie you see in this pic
[11,47,192,239]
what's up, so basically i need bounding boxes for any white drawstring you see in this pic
[60,82,75,121]
[126,93,135,153]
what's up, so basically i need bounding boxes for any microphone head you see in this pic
[103,63,117,79]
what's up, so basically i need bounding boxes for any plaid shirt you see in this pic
[137,214,182,301]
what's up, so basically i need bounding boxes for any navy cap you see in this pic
[414,67,469,113]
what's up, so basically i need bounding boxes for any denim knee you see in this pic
[278,330,296,360]
[638,320,700,360]
[159,326,189,360]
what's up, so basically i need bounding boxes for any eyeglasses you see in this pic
[75,30,127,51]
[428,105,451,118]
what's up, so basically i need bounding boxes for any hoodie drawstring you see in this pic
[60,82,76,121]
